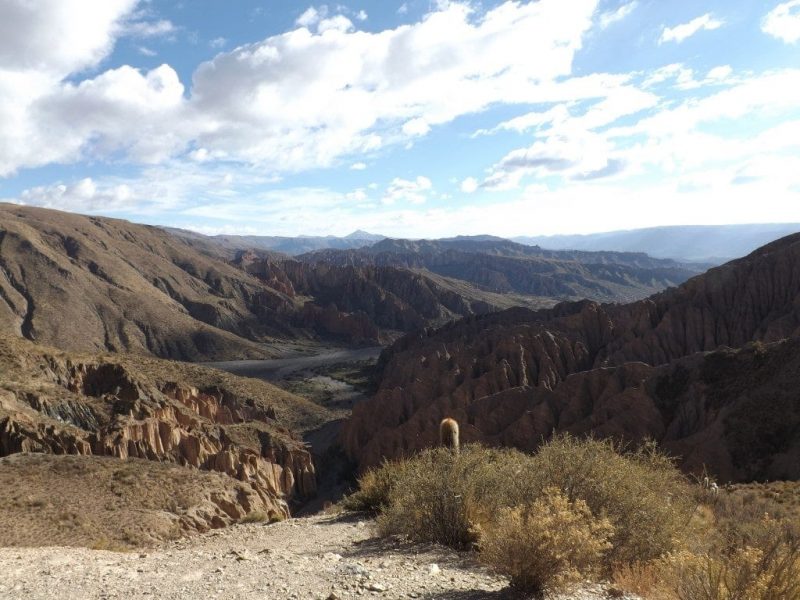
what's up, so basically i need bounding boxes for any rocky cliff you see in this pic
[0,335,323,523]
[343,234,800,481]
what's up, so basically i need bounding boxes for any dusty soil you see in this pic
[0,513,637,600]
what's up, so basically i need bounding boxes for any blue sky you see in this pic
[1,0,799,237]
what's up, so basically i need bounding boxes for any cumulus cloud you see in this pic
[0,0,601,177]
[659,13,723,44]
[0,0,137,75]
[762,0,800,43]
[188,0,599,172]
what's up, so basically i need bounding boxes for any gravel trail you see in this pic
[0,513,637,600]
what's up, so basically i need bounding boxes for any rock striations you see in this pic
[343,234,800,482]
[0,335,320,530]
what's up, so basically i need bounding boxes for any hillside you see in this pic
[343,233,800,481]
[0,204,296,360]
[302,236,706,303]
[0,205,537,357]
[515,223,800,263]
[0,334,330,544]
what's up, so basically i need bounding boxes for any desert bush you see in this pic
[349,435,693,566]
[526,435,694,565]
[341,457,411,513]
[480,487,613,598]
[376,445,534,548]
[665,537,800,600]
[239,511,268,523]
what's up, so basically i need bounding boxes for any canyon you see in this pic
[344,233,800,481]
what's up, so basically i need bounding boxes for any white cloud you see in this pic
[296,6,323,28]
[356,10,368,21]
[187,0,599,172]
[383,176,433,205]
[350,162,367,170]
[598,1,637,29]
[137,46,157,57]
[122,18,176,38]
[209,37,227,49]
[763,0,800,43]
[0,0,138,76]
[460,177,478,193]
[659,13,723,44]
[0,0,601,177]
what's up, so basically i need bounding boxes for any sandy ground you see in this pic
[0,513,638,600]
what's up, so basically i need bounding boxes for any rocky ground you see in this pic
[0,513,637,600]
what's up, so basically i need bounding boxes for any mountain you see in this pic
[343,233,800,482]
[0,334,325,541]
[233,251,553,343]
[166,227,385,256]
[514,223,800,263]
[0,204,303,360]
[0,205,545,357]
[302,236,708,303]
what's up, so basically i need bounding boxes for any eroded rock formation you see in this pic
[343,234,800,481]
[0,337,318,521]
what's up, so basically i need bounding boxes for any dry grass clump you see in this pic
[480,488,614,598]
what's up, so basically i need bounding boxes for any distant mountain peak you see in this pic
[344,230,384,241]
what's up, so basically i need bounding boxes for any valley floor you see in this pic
[0,513,637,600]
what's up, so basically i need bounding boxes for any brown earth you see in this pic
[0,453,286,549]
[343,234,800,481]
[0,334,326,529]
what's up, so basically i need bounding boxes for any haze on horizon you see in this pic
[1,0,799,238]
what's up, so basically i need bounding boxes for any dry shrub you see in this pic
[663,518,800,600]
[480,487,613,598]
[354,435,692,568]
[341,457,411,513]
[612,561,673,600]
[527,435,694,565]
[375,445,533,548]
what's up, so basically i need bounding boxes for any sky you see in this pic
[1,0,799,238]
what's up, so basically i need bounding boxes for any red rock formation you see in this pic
[343,234,800,482]
[0,343,317,518]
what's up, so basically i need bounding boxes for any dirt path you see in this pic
[0,514,636,600]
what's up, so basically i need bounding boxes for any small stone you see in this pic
[367,583,386,592]
[428,564,440,576]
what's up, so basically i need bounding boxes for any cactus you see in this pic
[439,418,459,452]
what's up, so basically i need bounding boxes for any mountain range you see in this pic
[1,204,709,359]
[514,223,800,263]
